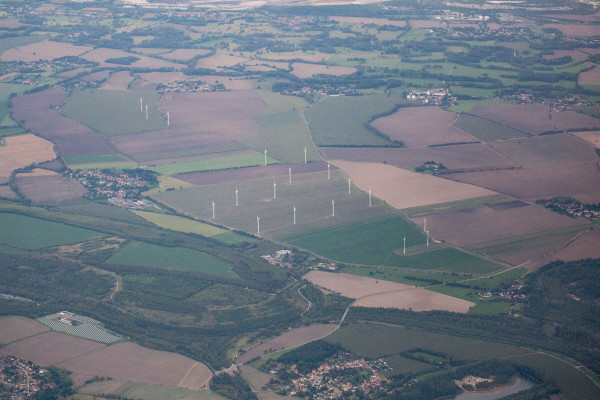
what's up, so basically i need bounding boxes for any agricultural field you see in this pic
[550,110,600,131]
[370,106,475,147]
[469,104,553,135]
[0,212,104,249]
[452,113,529,141]
[290,62,357,78]
[61,89,164,135]
[149,151,279,175]
[15,170,87,203]
[0,40,91,62]
[100,71,134,90]
[0,316,49,344]
[570,130,600,148]
[78,381,223,400]
[0,134,56,182]
[330,160,497,209]
[305,95,404,146]
[108,241,236,277]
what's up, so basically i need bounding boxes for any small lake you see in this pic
[454,377,534,400]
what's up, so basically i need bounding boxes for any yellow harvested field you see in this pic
[0,134,56,180]
[571,131,600,148]
[330,160,496,209]
[303,271,473,313]
[291,62,357,78]
[1,41,91,62]
[131,210,228,237]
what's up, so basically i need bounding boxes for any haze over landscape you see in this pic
[0,0,600,399]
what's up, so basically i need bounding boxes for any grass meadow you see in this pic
[108,241,236,277]
[149,152,279,175]
[61,89,164,135]
[0,212,104,249]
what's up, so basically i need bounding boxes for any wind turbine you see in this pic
[235,188,239,207]
[293,205,296,225]
[348,179,351,195]
[212,201,215,219]
[145,105,148,120]
[289,167,292,184]
[369,190,372,207]
[331,200,335,217]
[264,149,267,166]
[327,163,331,180]
[256,216,260,234]
[304,147,307,164]
[273,181,277,199]
[167,111,170,126]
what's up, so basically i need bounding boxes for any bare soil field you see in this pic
[448,163,600,203]
[15,173,87,203]
[469,104,552,135]
[81,70,111,82]
[551,111,600,131]
[11,88,115,157]
[353,290,473,313]
[571,130,600,148]
[111,91,270,159]
[0,18,23,29]
[330,160,497,209]
[101,71,134,91]
[370,106,475,147]
[0,317,48,344]
[489,133,598,167]
[195,54,249,69]
[330,16,407,26]
[235,324,337,364]
[245,60,290,70]
[161,48,212,61]
[63,342,211,389]
[261,51,333,62]
[0,134,56,181]
[176,161,332,185]
[0,185,17,199]
[578,65,600,85]
[1,40,91,62]
[542,23,600,37]
[81,48,183,69]
[409,20,444,28]
[414,204,585,247]
[526,229,600,270]
[134,71,189,85]
[320,144,517,171]
[303,271,474,313]
[0,322,212,390]
[290,62,357,78]
[196,75,257,90]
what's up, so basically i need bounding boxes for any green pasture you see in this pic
[149,152,278,175]
[66,161,138,170]
[305,94,405,146]
[63,154,128,165]
[463,267,528,290]
[401,194,515,218]
[132,142,248,163]
[108,241,236,277]
[56,198,151,225]
[448,98,507,113]
[78,380,223,400]
[131,210,251,245]
[340,265,466,286]
[325,323,528,360]
[144,175,195,195]
[384,354,433,376]
[256,90,309,112]
[453,113,529,141]
[243,110,321,163]
[0,83,28,131]
[61,89,164,135]
[150,170,396,238]
[0,35,48,54]
[0,212,104,249]
[450,87,497,98]
[427,284,512,315]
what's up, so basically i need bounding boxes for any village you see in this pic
[67,168,157,202]
[0,356,54,399]
[537,197,600,221]
[268,353,391,399]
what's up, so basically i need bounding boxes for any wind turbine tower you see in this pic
[304,147,307,164]
[327,163,331,180]
[235,188,239,207]
[403,236,406,255]
[140,97,143,112]
[293,205,296,225]
[145,105,148,120]
[212,201,215,219]
[348,179,351,195]
[369,190,372,207]
[331,200,335,217]
[426,230,430,247]
[289,167,292,184]
[264,149,267,166]
[167,111,170,126]
[273,181,277,199]
[256,216,260,234]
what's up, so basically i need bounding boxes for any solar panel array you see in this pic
[38,313,121,344]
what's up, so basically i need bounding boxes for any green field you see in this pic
[108,241,236,277]
[0,83,28,135]
[325,323,528,360]
[305,94,405,146]
[61,89,164,135]
[132,143,249,163]
[462,267,528,290]
[340,265,466,286]
[453,113,529,141]
[131,210,251,244]
[66,161,138,170]
[0,212,105,249]
[63,154,128,165]
[149,152,279,175]
[401,194,516,218]
[0,35,48,54]
[78,380,224,400]
[243,110,321,164]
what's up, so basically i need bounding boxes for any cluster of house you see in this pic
[69,169,151,200]
[157,80,227,93]
[538,197,600,221]
[406,88,449,104]
[506,93,593,112]
[0,356,52,398]
[479,283,527,301]
[279,356,391,399]
[261,250,293,268]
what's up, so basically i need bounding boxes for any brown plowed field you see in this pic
[235,324,337,364]
[0,186,17,199]
[330,16,407,26]
[542,23,600,36]
[111,91,271,159]
[469,104,552,135]
[0,321,212,390]
[370,106,475,147]
[11,88,115,157]
[448,163,600,203]
[101,71,133,91]
[303,271,474,313]
[579,64,600,85]
[489,134,598,167]
[195,54,249,69]
[551,111,600,131]
[571,130,600,148]
[176,161,332,185]
[1,41,91,62]
[320,143,517,171]
[135,71,189,85]
[414,204,585,247]
[0,134,56,181]
[290,62,357,78]
[330,160,497,209]
[526,229,600,270]
[0,317,48,344]
[161,48,211,61]
[261,52,333,62]
[15,173,87,203]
